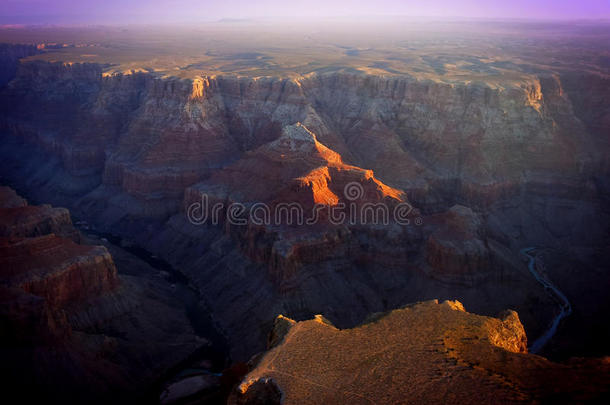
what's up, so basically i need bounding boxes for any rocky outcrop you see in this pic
[229,300,610,404]
[0,187,118,307]
[0,190,80,240]
[1,235,118,306]
[0,187,214,403]
[182,122,414,286]
[187,122,404,207]
[0,186,27,207]
[160,374,222,405]
[267,314,296,349]
[231,378,283,405]
[423,205,490,285]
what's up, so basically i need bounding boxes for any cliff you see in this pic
[1,235,118,306]
[423,205,490,285]
[0,185,80,240]
[0,61,600,211]
[0,187,118,306]
[229,300,610,404]
[0,44,39,87]
[0,187,212,403]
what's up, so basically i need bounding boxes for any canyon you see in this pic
[0,21,609,403]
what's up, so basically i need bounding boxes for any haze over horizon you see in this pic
[1,0,610,25]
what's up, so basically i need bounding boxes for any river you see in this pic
[520,247,572,353]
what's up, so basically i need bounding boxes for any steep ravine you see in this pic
[1,180,231,402]
[0,184,229,404]
[521,247,572,353]
[81,229,232,404]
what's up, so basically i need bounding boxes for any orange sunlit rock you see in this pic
[230,300,610,404]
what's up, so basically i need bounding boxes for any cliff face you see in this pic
[0,187,120,396]
[1,235,118,306]
[424,205,490,285]
[0,59,608,361]
[0,186,81,240]
[229,301,609,405]
[0,186,119,308]
[0,61,599,208]
[0,187,212,403]
[0,44,39,87]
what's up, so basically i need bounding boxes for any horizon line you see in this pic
[2,14,610,28]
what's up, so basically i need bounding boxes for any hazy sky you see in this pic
[1,0,610,24]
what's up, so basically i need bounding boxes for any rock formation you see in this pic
[230,300,610,404]
[0,186,119,338]
[0,187,216,403]
[423,205,490,285]
[0,186,81,240]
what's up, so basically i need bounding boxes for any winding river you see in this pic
[520,247,572,353]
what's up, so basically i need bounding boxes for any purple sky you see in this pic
[1,0,609,24]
